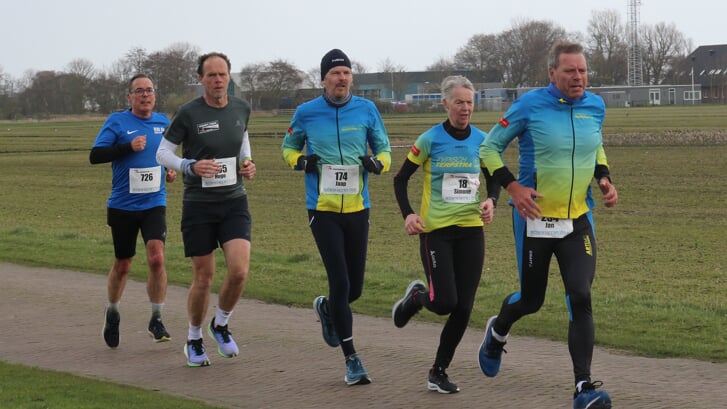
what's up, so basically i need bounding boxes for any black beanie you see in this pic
[320,48,352,80]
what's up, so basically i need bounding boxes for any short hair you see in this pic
[128,74,152,92]
[197,52,232,76]
[440,75,474,100]
[548,41,584,70]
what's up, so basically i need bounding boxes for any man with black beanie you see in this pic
[281,48,392,386]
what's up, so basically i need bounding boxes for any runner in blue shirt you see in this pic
[90,74,176,349]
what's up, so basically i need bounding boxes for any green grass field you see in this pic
[0,105,725,407]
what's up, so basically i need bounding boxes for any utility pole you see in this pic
[627,0,643,86]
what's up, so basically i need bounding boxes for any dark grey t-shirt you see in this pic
[165,96,251,202]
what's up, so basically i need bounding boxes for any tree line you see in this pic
[0,9,695,119]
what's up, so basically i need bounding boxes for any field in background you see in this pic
[0,105,725,405]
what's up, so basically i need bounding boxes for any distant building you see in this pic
[688,44,727,103]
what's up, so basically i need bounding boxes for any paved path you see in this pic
[0,263,724,408]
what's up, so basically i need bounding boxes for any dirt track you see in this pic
[0,262,724,409]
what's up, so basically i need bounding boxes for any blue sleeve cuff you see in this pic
[181,159,197,176]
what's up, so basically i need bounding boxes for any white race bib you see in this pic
[441,173,479,203]
[320,164,359,195]
[129,166,161,194]
[201,157,236,188]
[526,217,574,238]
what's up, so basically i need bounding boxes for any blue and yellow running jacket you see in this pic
[282,95,391,213]
[479,83,611,219]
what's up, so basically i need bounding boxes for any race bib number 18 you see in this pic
[441,173,479,203]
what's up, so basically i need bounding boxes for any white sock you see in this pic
[214,307,232,327]
[106,302,119,312]
[491,327,508,343]
[188,324,202,341]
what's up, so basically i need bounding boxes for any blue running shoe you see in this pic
[208,318,239,358]
[478,315,507,377]
[573,381,612,409]
[344,353,371,385]
[313,296,340,347]
[184,338,210,367]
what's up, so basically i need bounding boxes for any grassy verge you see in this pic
[0,362,225,409]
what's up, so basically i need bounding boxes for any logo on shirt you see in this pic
[287,127,293,135]
[153,127,165,134]
[410,145,420,156]
[127,130,138,135]
[197,121,220,135]
[498,117,509,128]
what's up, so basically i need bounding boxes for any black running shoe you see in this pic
[392,280,426,328]
[103,308,120,348]
[427,366,460,394]
[148,317,171,342]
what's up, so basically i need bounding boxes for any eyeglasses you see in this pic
[131,88,155,95]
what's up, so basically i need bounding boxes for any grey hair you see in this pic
[548,41,584,69]
[440,75,474,100]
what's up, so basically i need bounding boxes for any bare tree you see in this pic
[88,70,126,113]
[351,60,368,75]
[143,42,199,111]
[641,22,689,85]
[0,66,9,95]
[585,9,628,86]
[426,56,458,72]
[258,59,303,109]
[453,34,503,82]
[302,67,321,89]
[499,19,568,87]
[122,47,148,79]
[378,58,408,100]
[65,58,96,79]
[239,62,266,110]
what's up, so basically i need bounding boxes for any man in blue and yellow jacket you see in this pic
[281,48,391,387]
[478,41,618,409]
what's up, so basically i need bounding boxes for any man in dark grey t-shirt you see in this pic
[156,52,256,368]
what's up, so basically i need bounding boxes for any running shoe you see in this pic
[392,279,426,328]
[184,338,211,367]
[478,315,507,377]
[208,318,239,358]
[102,308,120,348]
[313,296,340,347]
[344,353,371,386]
[573,381,612,409]
[427,366,460,394]
[147,317,171,342]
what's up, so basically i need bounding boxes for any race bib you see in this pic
[441,173,479,203]
[129,166,161,194]
[320,164,359,195]
[526,217,574,238]
[201,157,236,188]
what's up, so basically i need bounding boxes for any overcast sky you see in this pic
[2,0,724,79]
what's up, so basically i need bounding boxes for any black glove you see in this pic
[296,154,320,173]
[359,155,383,175]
